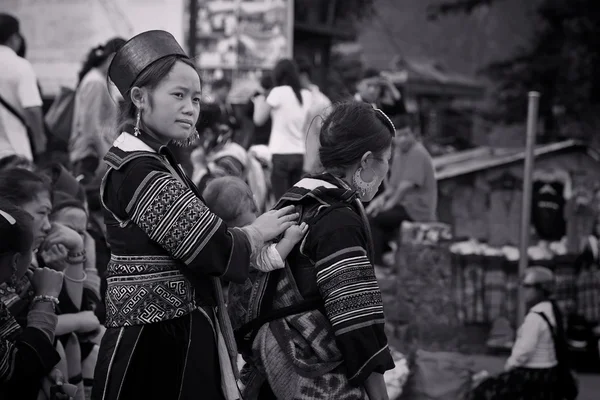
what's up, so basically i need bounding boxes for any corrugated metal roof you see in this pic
[435,139,586,181]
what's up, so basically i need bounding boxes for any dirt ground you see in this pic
[469,354,599,400]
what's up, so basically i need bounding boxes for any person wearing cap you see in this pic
[468,266,567,399]
[93,30,298,400]
[0,199,67,400]
[0,13,46,162]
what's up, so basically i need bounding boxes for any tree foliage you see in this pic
[429,0,600,143]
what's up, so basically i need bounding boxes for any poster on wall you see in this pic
[185,0,294,102]
[1,0,186,96]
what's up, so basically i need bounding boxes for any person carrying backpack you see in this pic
[468,266,578,400]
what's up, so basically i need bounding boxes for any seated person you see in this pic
[366,115,436,266]
[0,199,67,400]
[41,191,103,399]
[468,267,567,400]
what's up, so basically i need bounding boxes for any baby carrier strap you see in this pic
[234,202,351,353]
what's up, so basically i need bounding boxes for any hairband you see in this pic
[373,107,396,133]
[0,209,16,225]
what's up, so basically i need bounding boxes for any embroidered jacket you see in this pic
[237,173,394,387]
[101,131,254,328]
[0,301,61,400]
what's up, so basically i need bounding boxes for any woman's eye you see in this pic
[193,97,201,103]
[173,93,183,99]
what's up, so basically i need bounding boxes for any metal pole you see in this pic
[517,91,540,326]
[187,0,198,59]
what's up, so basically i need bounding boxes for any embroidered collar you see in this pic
[104,131,165,170]
[122,124,167,152]
[278,172,358,206]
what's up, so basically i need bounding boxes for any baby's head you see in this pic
[203,176,258,227]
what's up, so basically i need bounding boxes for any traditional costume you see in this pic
[92,31,262,400]
[231,173,394,399]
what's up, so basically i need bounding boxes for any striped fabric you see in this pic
[315,246,385,336]
[126,170,222,264]
[0,302,22,381]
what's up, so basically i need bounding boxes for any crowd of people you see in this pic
[0,11,577,400]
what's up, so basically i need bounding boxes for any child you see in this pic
[203,176,307,389]
[203,176,307,272]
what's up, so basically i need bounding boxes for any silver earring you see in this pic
[8,263,18,290]
[353,167,377,198]
[134,109,141,136]
[173,127,200,147]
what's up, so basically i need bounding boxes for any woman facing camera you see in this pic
[92,30,298,400]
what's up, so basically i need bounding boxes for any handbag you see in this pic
[535,311,579,400]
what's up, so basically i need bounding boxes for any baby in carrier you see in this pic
[202,175,307,319]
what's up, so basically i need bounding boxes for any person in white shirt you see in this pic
[0,14,46,162]
[468,266,568,400]
[70,38,125,185]
[296,58,332,175]
[253,59,312,200]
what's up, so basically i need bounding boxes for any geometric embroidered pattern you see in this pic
[126,171,222,265]
[316,247,385,336]
[105,254,196,327]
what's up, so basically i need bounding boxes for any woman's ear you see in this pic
[360,151,373,168]
[130,87,146,110]
[11,253,20,272]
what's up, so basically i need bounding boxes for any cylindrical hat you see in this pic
[109,30,188,97]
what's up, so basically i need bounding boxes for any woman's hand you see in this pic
[40,244,70,271]
[250,205,299,242]
[30,267,64,298]
[42,223,84,253]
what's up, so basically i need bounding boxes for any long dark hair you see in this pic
[16,34,26,58]
[118,55,200,131]
[0,168,52,207]
[79,37,126,83]
[272,59,303,105]
[0,199,34,259]
[319,101,394,172]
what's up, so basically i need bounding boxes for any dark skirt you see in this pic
[92,309,224,400]
[468,366,560,400]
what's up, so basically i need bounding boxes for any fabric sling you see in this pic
[535,311,578,400]
[233,203,351,353]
